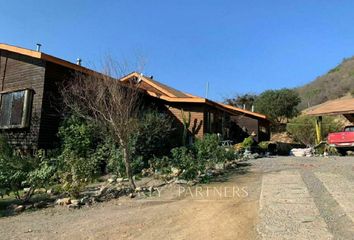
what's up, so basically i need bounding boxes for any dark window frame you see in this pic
[0,88,34,129]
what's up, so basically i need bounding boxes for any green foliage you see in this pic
[171,146,201,180]
[134,110,174,166]
[57,116,100,197]
[193,134,227,165]
[254,89,301,123]
[286,115,342,146]
[258,141,269,151]
[153,134,236,180]
[0,137,55,201]
[242,136,254,149]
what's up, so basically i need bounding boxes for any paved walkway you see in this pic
[255,157,354,240]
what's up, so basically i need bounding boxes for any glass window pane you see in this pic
[10,91,24,126]
[0,93,12,127]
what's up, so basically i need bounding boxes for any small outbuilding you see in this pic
[306,98,354,143]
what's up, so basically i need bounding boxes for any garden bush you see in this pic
[57,115,101,197]
[133,110,175,167]
[171,146,202,180]
[286,115,342,146]
[0,136,56,202]
[152,134,237,180]
[241,136,254,149]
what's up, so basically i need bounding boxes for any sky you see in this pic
[1,0,354,101]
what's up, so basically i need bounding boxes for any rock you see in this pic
[34,201,47,209]
[129,193,136,198]
[175,179,188,184]
[25,204,33,210]
[214,163,224,170]
[34,188,46,194]
[98,185,109,196]
[107,178,116,184]
[67,204,80,209]
[67,199,80,209]
[116,178,124,183]
[171,167,180,176]
[56,197,71,206]
[70,199,80,205]
[80,196,91,205]
[135,187,142,192]
[23,187,31,193]
[14,205,25,213]
[46,189,53,195]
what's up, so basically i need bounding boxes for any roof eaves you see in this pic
[0,43,101,75]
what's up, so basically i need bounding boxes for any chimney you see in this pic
[36,43,42,52]
[76,58,82,66]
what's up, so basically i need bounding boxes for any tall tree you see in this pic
[61,62,141,189]
[254,88,301,124]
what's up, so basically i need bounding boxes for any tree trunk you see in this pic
[122,146,136,189]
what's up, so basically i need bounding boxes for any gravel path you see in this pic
[1,156,354,240]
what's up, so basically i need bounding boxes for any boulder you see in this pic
[14,205,25,213]
[56,197,71,206]
[175,179,188,184]
[34,188,46,194]
[71,199,80,205]
[107,178,116,184]
[116,178,124,183]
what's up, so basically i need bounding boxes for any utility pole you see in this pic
[205,82,209,99]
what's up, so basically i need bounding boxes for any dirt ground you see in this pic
[0,163,260,240]
[2,156,354,240]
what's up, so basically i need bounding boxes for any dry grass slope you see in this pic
[296,57,354,110]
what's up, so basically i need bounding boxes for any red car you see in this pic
[328,126,354,155]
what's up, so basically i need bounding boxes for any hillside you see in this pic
[296,57,354,110]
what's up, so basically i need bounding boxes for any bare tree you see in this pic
[61,62,142,189]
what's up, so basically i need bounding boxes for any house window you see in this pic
[206,112,214,132]
[0,89,34,129]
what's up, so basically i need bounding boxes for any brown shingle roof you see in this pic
[120,72,269,120]
[142,75,190,98]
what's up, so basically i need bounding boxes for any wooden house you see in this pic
[120,72,270,144]
[0,44,269,151]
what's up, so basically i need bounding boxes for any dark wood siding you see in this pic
[38,62,74,149]
[165,102,205,138]
[0,50,46,150]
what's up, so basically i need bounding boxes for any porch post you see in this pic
[315,116,323,144]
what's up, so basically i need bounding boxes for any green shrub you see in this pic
[149,134,238,181]
[0,137,56,201]
[133,110,174,167]
[194,134,223,165]
[57,116,101,197]
[258,141,270,151]
[242,136,254,149]
[286,115,342,146]
[171,146,202,180]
